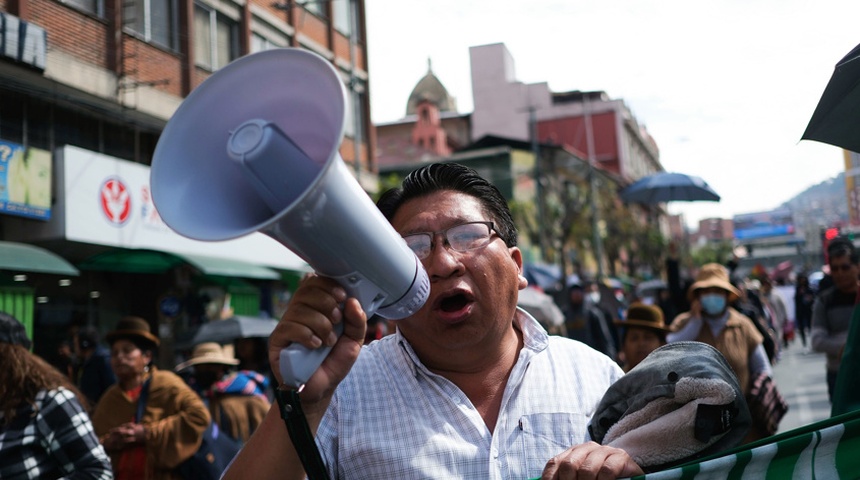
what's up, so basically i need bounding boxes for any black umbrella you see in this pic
[620,172,720,204]
[802,42,860,153]
[190,315,278,346]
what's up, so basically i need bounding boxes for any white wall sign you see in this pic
[60,145,309,271]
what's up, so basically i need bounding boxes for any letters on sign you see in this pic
[0,12,47,71]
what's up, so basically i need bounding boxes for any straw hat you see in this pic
[687,263,740,302]
[105,316,160,348]
[614,303,669,333]
[175,342,239,371]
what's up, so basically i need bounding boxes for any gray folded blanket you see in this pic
[588,341,751,472]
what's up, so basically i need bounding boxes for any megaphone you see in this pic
[150,48,429,388]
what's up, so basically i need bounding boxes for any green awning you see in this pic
[0,241,80,276]
[78,248,279,280]
[181,253,280,280]
[79,249,187,274]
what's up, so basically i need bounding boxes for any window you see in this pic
[0,87,160,163]
[303,0,324,17]
[27,97,51,150]
[251,32,288,53]
[124,0,179,50]
[332,0,351,36]
[194,3,238,71]
[343,83,368,144]
[0,90,24,144]
[55,106,100,152]
[62,0,104,17]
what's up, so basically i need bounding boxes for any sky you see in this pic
[364,0,859,229]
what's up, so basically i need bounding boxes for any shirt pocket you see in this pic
[515,412,589,477]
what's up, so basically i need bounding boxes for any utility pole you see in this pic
[530,107,546,261]
[583,94,606,281]
[348,0,362,179]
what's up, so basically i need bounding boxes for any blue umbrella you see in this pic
[620,172,720,204]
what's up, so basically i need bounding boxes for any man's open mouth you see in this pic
[434,289,474,313]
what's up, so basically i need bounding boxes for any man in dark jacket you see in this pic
[562,280,618,360]
[811,236,860,402]
[75,326,116,408]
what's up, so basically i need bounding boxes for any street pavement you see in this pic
[772,341,832,434]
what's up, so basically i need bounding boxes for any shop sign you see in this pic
[57,145,309,271]
[0,139,51,220]
[0,12,46,71]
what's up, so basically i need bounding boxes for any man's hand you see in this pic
[268,274,367,414]
[689,298,702,319]
[541,442,643,480]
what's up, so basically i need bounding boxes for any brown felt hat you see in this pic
[687,263,740,302]
[614,303,669,333]
[175,342,239,371]
[106,316,160,348]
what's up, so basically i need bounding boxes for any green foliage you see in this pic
[691,240,735,266]
[372,172,405,202]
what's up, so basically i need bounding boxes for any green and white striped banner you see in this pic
[639,409,860,479]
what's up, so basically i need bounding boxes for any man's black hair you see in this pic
[376,163,518,247]
[828,235,859,264]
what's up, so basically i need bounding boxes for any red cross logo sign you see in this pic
[100,177,131,225]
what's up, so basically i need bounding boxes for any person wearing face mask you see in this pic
[666,263,774,441]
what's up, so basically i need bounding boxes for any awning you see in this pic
[181,253,280,280]
[78,248,280,279]
[0,241,80,276]
[79,249,187,274]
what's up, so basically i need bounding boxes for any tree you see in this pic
[690,240,735,267]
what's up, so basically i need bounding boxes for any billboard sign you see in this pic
[733,209,796,240]
[0,139,52,220]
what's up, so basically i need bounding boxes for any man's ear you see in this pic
[511,248,528,289]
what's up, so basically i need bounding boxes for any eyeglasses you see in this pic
[402,221,497,260]
[830,263,856,272]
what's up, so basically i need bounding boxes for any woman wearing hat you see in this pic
[667,263,774,440]
[176,342,270,444]
[91,316,210,479]
[614,303,669,372]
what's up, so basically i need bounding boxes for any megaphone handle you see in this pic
[279,322,345,388]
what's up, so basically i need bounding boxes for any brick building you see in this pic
[0,0,371,363]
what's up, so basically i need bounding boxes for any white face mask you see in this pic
[700,293,727,316]
[586,292,601,304]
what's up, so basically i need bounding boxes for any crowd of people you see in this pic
[4,162,859,479]
[3,311,276,479]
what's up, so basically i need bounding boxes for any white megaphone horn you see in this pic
[150,48,429,388]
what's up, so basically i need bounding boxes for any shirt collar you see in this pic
[395,306,548,379]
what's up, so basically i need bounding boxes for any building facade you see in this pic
[0,0,371,365]
[469,43,662,183]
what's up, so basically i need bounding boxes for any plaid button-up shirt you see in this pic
[316,309,624,479]
[0,387,113,479]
